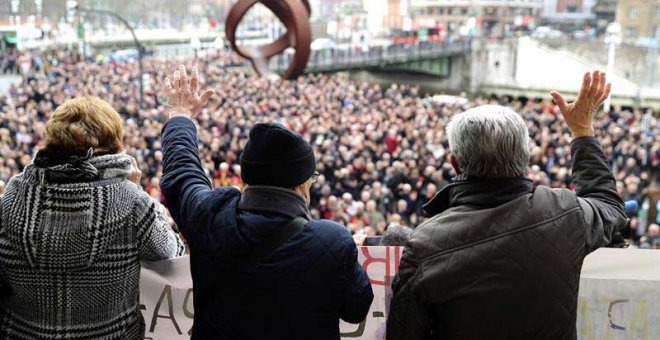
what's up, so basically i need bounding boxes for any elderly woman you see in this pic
[0,96,184,339]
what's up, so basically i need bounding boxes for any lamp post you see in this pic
[76,5,145,107]
[648,26,659,88]
[10,0,20,26]
[603,22,621,113]
[34,0,42,20]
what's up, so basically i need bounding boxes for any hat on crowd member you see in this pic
[240,122,316,188]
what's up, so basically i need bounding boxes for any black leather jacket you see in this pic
[387,136,627,340]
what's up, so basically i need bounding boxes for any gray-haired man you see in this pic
[387,71,627,339]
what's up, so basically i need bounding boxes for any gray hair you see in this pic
[380,225,414,246]
[447,105,529,179]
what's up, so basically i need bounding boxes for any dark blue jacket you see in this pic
[160,117,373,340]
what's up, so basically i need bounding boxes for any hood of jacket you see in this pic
[24,148,133,185]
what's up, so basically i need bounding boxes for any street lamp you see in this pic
[603,22,621,113]
[34,0,42,20]
[10,0,20,26]
[648,26,659,88]
[76,5,145,107]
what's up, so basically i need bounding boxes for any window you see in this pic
[625,27,637,38]
[655,6,660,19]
[567,6,577,13]
[629,7,639,19]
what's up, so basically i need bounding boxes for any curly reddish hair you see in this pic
[43,96,123,155]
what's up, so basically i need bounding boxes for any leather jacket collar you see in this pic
[238,186,311,220]
[423,175,535,216]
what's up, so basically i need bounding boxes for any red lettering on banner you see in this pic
[361,247,390,286]
[394,246,402,273]
[361,247,404,286]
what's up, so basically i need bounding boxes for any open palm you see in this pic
[164,65,215,119]
[550,71,611,137]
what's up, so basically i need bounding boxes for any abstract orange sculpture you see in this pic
[225,0,311,80]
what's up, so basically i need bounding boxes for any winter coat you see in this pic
[0,151,184,339]
[387,137,627,340]
[161,117,374,340]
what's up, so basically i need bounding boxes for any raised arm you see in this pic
[551,71,627,252]
[159,65,217,246]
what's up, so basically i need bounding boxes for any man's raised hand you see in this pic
[164,64,215,119]
[550,70,611,138]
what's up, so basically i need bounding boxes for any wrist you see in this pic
[168,111,192,120]
[571,127,595,138]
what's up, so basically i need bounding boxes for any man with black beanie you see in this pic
[159,65,373,340]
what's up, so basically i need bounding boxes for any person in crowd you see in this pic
[639,224,660,249]
[365,200,386,233]
[0,96,184,339]
[387,71,628,339]
[159,65,373,340]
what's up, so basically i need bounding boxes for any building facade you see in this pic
[556,0,584,12]
[593,0,617,23]
[385,0,412,30]
[615,0,660,44]
[408,0,544,38]
[543,0,596,23]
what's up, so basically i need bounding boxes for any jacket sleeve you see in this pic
[160,117,216,247]
[134,190,185,260]
[387,245,431,340]
[571,136,627,253]
[339,239,374,323]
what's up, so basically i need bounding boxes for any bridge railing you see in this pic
[269,40,472,74]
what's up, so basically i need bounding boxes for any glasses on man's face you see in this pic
[311,171,320,183]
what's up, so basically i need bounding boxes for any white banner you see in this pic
[140,248,660,340]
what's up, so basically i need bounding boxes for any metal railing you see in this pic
[269,40,472,74]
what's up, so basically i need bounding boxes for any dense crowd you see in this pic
[0,49,659,247]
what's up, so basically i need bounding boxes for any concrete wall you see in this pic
[515,37,638,96]
[474,37,660,108]
[538,38,660,89]
[347,36,660,108]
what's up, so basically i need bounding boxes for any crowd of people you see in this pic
[0,48,659,247]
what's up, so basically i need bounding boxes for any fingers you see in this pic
[177,64,187,92]
[587,70,600,99]
[173,71,181,92]
[190,66,199,94]
[597,83,612,105]
[199,89,215,104]
[597,72,606,98]
[577,72,591,101]
[164,78,176,96]
[550,90,569,113]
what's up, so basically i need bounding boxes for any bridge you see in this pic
[269,41,472,76]
[271,37,660,110]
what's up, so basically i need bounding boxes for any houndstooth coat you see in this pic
[0,150,184,340]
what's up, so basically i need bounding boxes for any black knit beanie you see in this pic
[240,122,316,188]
